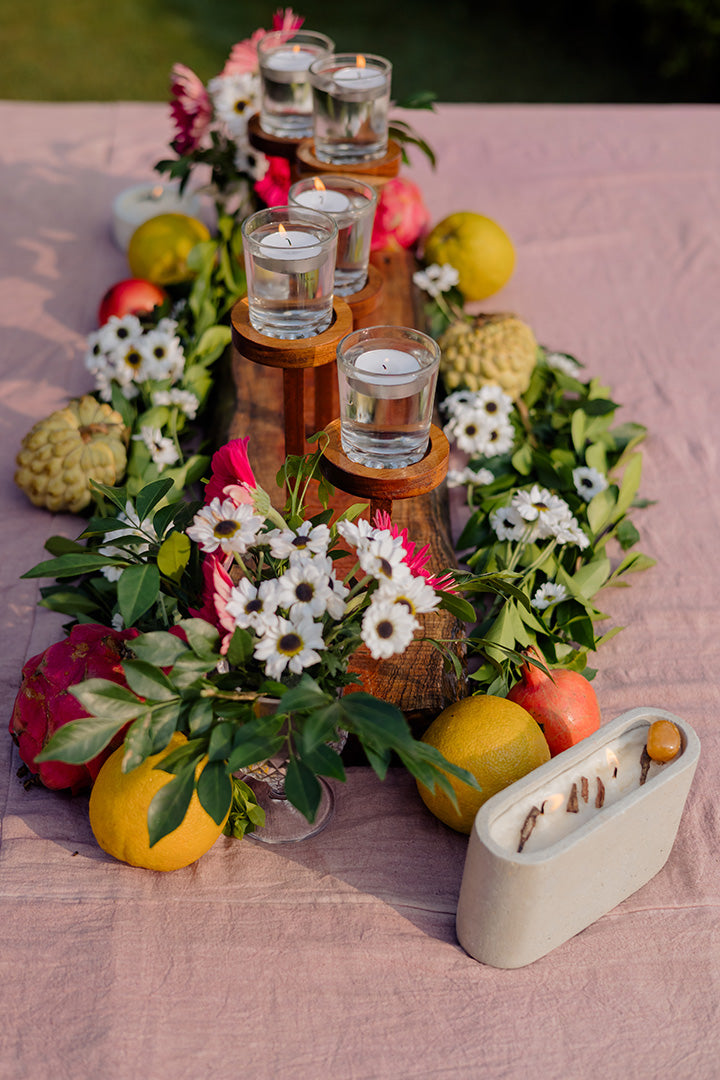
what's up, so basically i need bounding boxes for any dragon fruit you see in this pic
[9,623,138,794]
[370,177,430,252]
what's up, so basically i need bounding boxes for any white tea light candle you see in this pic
[289,176,378,295]
[258,29,334,139]
[258,229,323,260]
[354,348,421,383]
[293,188,351,214]
[456,707,701,969]
[309,53,392,163]
[112,183,201,251]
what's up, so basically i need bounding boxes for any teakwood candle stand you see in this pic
[230,296,353,458]
[295,137,403,188]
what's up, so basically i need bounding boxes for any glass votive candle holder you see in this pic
[258,29,335,139]
[241,206,338,339]
[336,325,440,469]
[288,176,377,296]
[309,53,392,163]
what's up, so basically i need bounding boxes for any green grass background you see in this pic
[1,0,717,102]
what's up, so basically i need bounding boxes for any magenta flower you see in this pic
[370,177,431,252]
[272,7,304,30]
[204,436,258,506]
[190,555,236,654]
[169,63,213,154]
[254,156,291,208]
[373,510,457,592]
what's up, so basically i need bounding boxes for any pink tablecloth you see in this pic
[1,102,719,1079]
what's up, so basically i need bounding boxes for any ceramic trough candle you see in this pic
[336,325,440,468]
[241,206,338,339]
[455,707,701,969]
[289,176,378,295]
[112,182,201,251]
[309,53,392,163]
[258,29,334,139]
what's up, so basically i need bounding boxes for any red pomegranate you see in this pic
[9,623,138,793]
[506,647,601,756]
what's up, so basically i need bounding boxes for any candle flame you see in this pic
[356,54,366,69]
[292,43,300,52]
[541,793,564,815]
[606,748,619,776]
[150,185,164,199]
[313,177,327,192]
[278,223,286,233]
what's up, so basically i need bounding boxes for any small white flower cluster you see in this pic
[207,73,266,187]
[446,466,495,489]
[84,315,187,403]
[132,427,180,472]
[412,262,460,298]
[442,386,515,457]
[546,352,581,378]
[531,582,568,610]
[572,465,608,502]
[186,504,439,680]
[490,484,590,549]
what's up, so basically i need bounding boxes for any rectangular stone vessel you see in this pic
[455,707,700,969]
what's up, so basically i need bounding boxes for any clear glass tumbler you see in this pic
[242,206,338,339]
[288,176,377,295]
[309,53,392,163]
[336,325,440,469]
[258,29,334,139]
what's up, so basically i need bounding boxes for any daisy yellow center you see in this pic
[153,345,166,359]
[292,536,309,549]
[278,632,302,656]
[485,401,498,413]
[295,583,314,602]
[377,620,394,639]
[535,501,549,512]
[378,557,393,578]
[395,596,414,614]
[214,519,239,537]
[465,424,478,436]
[124,349,143,369]
[234,98,250,114]
[245,598,262,613]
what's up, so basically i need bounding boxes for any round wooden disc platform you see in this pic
[295,139,402,184]
[319,420,449,504]
[344,264,384,325]
[231,297,353,369]
[247,112,306,160]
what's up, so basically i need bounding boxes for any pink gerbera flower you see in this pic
[169,63,213,154]
[224,9,304,76]
[205,436,258,506]
[254,156,291,207]
[272,7,304,30]
[190,554,236,654]
[372,510,457,592]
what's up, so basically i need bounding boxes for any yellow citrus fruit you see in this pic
[423,211,515,302]
[89,732,228,871]
[417,695,550,834]
[127,213,210,285]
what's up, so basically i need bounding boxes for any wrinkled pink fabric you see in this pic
[1,102,719,1080]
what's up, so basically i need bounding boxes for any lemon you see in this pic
[89,732,228,871]
[417,695,550,834]
[423,211,515,302]
[127,213,210,286]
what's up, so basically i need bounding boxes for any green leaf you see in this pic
[587,487,617,534]
[178,618,220,661]
[135,478,175,521]
[616,518,640,551]
[35,716,128,764]
[157,532,191,582]
[43,535,87,556]
[122,660,177,702]
[88,479,129,514]
[21,552,120,579]
[284,756,322,821]
[276,676,331,715]
[438,592,477,623]
[188,697,215,735]
[571,410,587,454]
[71,678,147,721]
[147,765,196,847]
[130,630,188,666]
[226,627,254,667]
[614,453,643,519]
[299,742,346,781]
[117,563,161,627]
[197,761,233,826]
[208,722,235,762]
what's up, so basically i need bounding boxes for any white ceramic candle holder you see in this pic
[455,707,700,969]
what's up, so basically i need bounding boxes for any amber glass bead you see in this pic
[646,719,681,763]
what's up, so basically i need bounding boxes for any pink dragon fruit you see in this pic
[9,623,139,794]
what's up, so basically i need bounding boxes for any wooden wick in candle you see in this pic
[518,805,542,853]
[595,776,606,808]
[639,746,652,785]
[581,776,589,804]
[566,783,579,813]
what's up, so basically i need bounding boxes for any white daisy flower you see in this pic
[226,578,279,632]
[378,573,439,615]
[208,73,258,139]
[412,262,459,298]
[111,339,152,384]
[441,389,476,417]
[156,317,180,337]
[336,517,375,548]
[477,416,516,457]
[489,505,527,542]
[546,352,581,378]
[357,532,411,586]
[253,611,325,680]
[92,370,114,403]
[275,559,334,618]
[99,501,157,579]
[531,582,568,610]
[98,314,143,351]
[142,328,185,382]
[266,521,331,560]
[512,486,571,538]
[573,465,608,502]
[132,426,179,471]
[235,146,268,181]
[446,466,495,488]
[310,555,349,619]
[552,515,590,550]
[473,384,514,421]
[361,597,419,659]
[152,388,200,419]
[186,497,263,555]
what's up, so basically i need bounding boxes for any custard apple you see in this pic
[15,395,129,513]
[439,313,538,401]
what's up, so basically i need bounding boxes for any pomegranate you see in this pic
[506,647,601,756]
[97,278,168,325]
[370,177,430,252]
[9,623,138,793]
